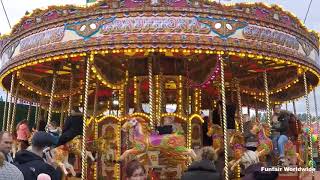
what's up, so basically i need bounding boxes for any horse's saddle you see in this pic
[156,125,173,135]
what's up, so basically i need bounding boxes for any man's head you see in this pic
[0,131,13,155]
[273,105,281,114]
[197,146,217,161]
[31,131,55,151]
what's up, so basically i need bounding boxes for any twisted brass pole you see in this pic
[263,70,271,128]
[6,73,15,131]
[10,83,20,133]
[59,102,65,128]
[2,91,8,131]
[159,74,163,126]
[68,68,74,116]
[155,75,160,126]
[236,79,243,133]
[304,72,314,171]
[81,53,92,180]
[47,71,57,126]
[34,103,38,128]
[219,54,229,180]
[93,82,99,180]
[27,101,31,122]
[148,56,154,129]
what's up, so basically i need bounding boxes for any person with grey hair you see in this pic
[181,147,220,180]
[0,152,24,180]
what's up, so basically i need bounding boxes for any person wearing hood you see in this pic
[181,146,220,180]
[55,107,83,147]
[14,131,59,180]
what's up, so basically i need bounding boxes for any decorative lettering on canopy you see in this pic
[101,17,211,35]
[243,25,299,50]
[20,27,65,52]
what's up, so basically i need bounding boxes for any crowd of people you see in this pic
[0,103,300,180]
[0,107,84,180]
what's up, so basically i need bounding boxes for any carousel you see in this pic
[0,0,319,179]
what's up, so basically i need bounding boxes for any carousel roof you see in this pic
[0,0,319,112]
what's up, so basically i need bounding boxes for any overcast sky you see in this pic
[0,0,319,115]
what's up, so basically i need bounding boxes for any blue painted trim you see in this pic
[195,17,247,40]
[65,17,115,41]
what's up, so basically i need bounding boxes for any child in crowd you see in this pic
[46,120,61,145]
[16,120,31,151]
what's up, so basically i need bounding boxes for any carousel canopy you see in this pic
[0,0,319,112]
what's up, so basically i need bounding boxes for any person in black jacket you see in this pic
[272,111,289,165]
[211,100,236,130]
[14,131,59,180]
[55,107,83,147]
[181,146,220,180]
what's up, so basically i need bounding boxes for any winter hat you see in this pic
[37,173,51,180]
[32,131,56,148]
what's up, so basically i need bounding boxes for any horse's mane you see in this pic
[130,116,151,134]
[230,132,245,147]
[208,124,223,136]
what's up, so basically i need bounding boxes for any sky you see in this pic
[0,0,319,115]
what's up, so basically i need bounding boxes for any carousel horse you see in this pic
[207,124,223,154]
[257,123,273,157]
[119,117,197,162]
[228,132,247,171]
[52,145,76,176]
[51,136,95,176]
[67,136,96,162]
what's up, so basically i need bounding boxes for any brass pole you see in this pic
[293,100,297,115]
[6,73,15,131]
[27,101,31,122]
[81,53,92,179]
[59,102,65,128]
[47,71,57,126]
[10,83,20,133]
[68,66,74,116]
[303,72,314,171]
[219,54,229,180]
[236,79,243,133]
[93,82,99,180]
[148,56,154,129]
[263,70,271,127]
[2,91,8,131]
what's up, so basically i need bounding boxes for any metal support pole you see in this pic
[219,54,229,180]
[263,70,271,127]
[10,83,20,133]
[148,56,154,130]
[6,74,15,131]
[2,91,8,131]
[27,101,32,122]
[81,53,92,179]
[47,71,57,126]
[303,72,314,172]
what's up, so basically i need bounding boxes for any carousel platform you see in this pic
[277,171,320,180]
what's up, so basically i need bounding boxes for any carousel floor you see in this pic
[277,171,320,180]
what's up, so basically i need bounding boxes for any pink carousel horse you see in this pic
[119,117,196,162]
[257,123,273,158]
